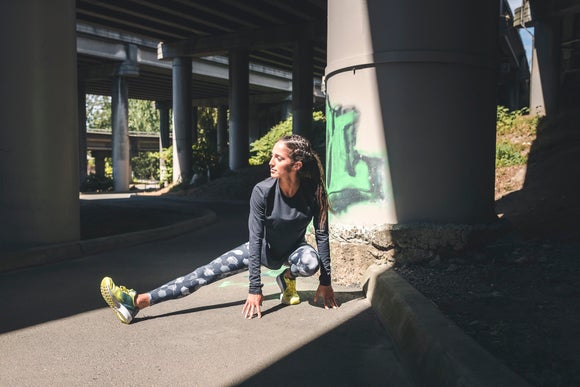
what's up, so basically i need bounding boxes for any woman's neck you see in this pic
[278,176,300,197]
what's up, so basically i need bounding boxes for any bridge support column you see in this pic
[324,0,500,271]
[156,101,171,184]
[217,105,228,164]
[292,39,314,139]
[530,17,561,116]
[78,81,88,187]
[93,151,108,177]
[0,0,79,252]
[228,48,249,170]
[112,74,130,191]
[172,57,193,183]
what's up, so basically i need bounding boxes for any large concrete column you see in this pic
[172,57,193,183]
[326,0,498,226]
[292,39,314,138]
[112,74,131,191]
[93,151,107,177]
[78,81,88,187]
[156,101,170,184]
[156,101,171,149]
[228,49,249,170]
[530,17,561,116]
[0,0,79,251]
[217,104,228,164]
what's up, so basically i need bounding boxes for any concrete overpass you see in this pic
[1,0,577,260]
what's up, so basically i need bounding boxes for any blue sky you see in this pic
[508,0,534,68]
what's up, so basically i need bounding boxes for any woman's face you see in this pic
[269,141,300,179]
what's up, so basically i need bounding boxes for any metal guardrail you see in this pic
[87,128,163,138]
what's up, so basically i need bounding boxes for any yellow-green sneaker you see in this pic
[276,271,300,305]
[100,277,139,324]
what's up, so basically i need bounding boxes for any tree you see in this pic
[86,94,111,129]
[129,99,160,132]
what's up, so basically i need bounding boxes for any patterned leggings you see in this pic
[147,242,320,305]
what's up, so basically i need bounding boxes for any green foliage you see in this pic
[160,146,173,185]
[496,106,537,136]
[81,173,114,192]
[495,106,539,168]
[131,151,160,180]
[496,141,527,167]
[192,141,219,174]
[128,99,160,132]
[249,116,293,165]
[86,94,112,129]
[248,112,326,166]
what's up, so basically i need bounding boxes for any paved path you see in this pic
[0,196,413,386]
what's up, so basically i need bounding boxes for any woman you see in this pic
[100,134,338,323]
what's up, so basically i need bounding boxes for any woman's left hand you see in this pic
[314,285,339,309]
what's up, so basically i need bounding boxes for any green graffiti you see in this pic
[326,99,385,213]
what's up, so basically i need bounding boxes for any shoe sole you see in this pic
[100,278,133,324]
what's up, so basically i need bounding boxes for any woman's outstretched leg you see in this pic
[100,243,250,324]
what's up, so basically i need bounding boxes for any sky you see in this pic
[508,0,534,68]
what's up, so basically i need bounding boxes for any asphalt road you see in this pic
[0,196,413,386]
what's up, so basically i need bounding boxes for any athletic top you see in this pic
[247,177,331,294]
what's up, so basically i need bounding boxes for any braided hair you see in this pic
[279,134,329,229]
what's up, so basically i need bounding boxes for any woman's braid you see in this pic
[280,134,329,229]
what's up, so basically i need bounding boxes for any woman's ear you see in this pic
[292,161,302,171]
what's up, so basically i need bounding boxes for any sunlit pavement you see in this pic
[0,198,413,386]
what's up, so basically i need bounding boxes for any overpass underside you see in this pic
[0,0,573,264]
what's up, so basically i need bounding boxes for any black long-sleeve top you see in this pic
[247,177,331,294]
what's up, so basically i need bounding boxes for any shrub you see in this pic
[496,141,527,167]
[249,112,326,166]
[131,151,160,180]
[81,173,114,192]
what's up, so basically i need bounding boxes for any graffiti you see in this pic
[326,99,385,213]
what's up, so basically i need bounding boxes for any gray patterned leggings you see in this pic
[147,242,320,305]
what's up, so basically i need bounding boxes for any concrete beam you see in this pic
[157,22,325,59]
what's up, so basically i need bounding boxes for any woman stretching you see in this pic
[100,134,338,323]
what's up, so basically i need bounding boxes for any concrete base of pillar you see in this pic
[308,220,509,286]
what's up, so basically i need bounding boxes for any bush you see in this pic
[81,173,114,192]
[496,141,527,167]
[249,112,326,166]
[131,151,160,181]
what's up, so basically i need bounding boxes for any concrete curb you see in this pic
[363,265,530,387]
[0,209,217,273]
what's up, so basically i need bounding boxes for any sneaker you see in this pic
[276,271,300,305]
[100,277,139,324]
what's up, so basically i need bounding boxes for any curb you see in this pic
[363,265,530,387]
[0,209,217,273]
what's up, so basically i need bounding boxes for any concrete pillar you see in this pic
[112,74,130,191]
[156,101,171,149]
[326,0,498,226]
[172,57,193,183]
[292,39,314,139]
[156,101,170,184]
[0,0,79,251]
[228,48,249,170]
[217,105,228,164]
[78,81,88,187]
[93,151,107,177]
[530,18,561,116]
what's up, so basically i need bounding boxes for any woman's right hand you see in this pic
[242,293,264,319]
